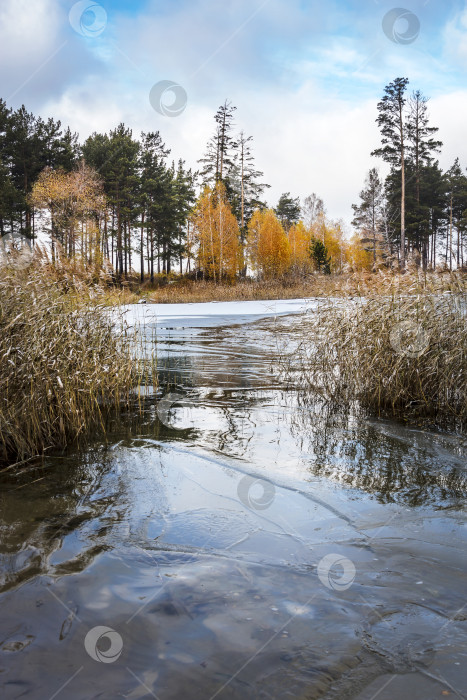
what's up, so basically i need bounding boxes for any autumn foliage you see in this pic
[191,183,241,280]
[29,160,373,281]
[247,209,290,278]
[31,161,105,265]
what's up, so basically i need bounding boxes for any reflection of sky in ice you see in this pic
[0,300,466,700]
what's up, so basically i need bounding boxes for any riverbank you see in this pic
[1,265,465,468]
[98,269,466,306]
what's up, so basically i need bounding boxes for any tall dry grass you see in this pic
[98,267,466,306]
[286,272,466,430]
[0,267,150,467]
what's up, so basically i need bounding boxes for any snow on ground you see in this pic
[121,298,312,329]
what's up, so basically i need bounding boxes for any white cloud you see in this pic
[0,0,61,67]
[5,0,467,231]
[430,90,467,170]
[442,4,467,68]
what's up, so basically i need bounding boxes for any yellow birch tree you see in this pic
[191,183,240,280]
[247,209,290,279]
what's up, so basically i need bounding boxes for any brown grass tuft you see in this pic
[285,272,467,430]
[0,266,151,466]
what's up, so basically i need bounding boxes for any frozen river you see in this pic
[0,299,466,699]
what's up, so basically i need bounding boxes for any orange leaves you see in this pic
[346,234,374,271]
[31,162,105,223]
[31,161,106,263]
[288,220,310,272]
[191,183,241,281]
[247,209,290,279]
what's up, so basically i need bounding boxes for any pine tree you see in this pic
[372,77,409,268]
[199,101,237,185]
[352,168,385,267]
[228,131,270,274]
[275,193,301,230]
[309,239,331,274]
[445,159,467,270]
[172,160,196,274]
[406,90,442,203]
[83,125,140,278]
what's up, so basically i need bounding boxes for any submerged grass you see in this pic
[0,268,152,467]
[286,272,467,431]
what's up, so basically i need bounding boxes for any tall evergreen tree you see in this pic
[406,90,442,203]
[445,159,467,269]
[372,77,409,268]
[83,125,140,278]
[199,100,237,185]
[171,160,196,274]
[352,168,385,267]
[275,192,301,230]
[227,131,270,274]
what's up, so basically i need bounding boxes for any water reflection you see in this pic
[0,306,466,700]
[288,398,467,506]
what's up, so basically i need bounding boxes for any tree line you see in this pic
[353,77,467,270]
[1,80,466,280]
[0,96,353,279]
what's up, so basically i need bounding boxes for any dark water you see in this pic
[1,301,466,700]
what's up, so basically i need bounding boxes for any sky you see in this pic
[1,0,467,229]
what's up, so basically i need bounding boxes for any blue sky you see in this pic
[1,0,466,225]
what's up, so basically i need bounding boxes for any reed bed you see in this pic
[0,268,150,466]
[97,267,466,306]
[286,272,467,430]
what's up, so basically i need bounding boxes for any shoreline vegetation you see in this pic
[0,260,465,471]
[279,271,466,433]
[1,73,467,468]
[0,266,154,468]
[100,267,467,305]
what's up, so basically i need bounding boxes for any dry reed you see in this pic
[0,267,150,466]
[286,272,466,430]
